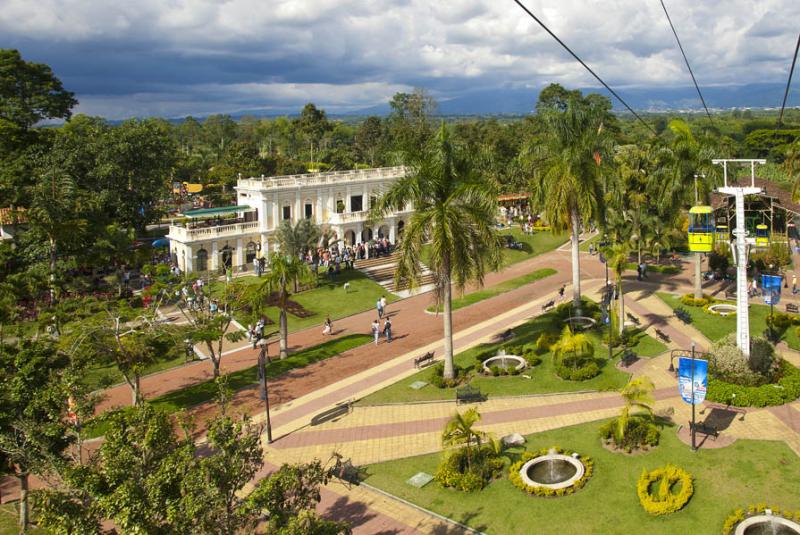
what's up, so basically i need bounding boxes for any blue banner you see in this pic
[761,274,783,306]
[678,357,708,405]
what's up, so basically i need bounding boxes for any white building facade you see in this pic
[167,166,412,274]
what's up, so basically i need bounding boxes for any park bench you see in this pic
[674,308,692,324]
[456,385,484,404]
[654,329,670,343]
[689,420,719,439]
[413,351,435,368]
[620,349,638,368]
[786,303,799,314]
[724,288,737,300]
[495,329,514,343]
[310,403,351,426]
[626,312,640,326]
[542,300,555,312]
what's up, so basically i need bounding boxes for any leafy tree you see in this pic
[275,218,321,258]
[530,91,612,309]
[296,103,332,166]
[0,49,77,130]
[387,89,437,153]
[441,408,485,471]
[355,116,387,166]
[254,253,315,359]
[371,123,501,379]
[605,242,631,336]
[0,339,77,531]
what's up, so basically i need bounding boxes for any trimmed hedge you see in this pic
[555,358,602,381]
[722,504,800,535]
[637,464,694,515]
[508,447,594,497]
[681,294,712,307]
[707,360,800,407]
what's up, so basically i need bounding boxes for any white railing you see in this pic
[327,211,371,225]
[168,221,260,242]
[236,166,407,191]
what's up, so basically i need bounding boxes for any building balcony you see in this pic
[168,221,261,243]
[236,166,407,192]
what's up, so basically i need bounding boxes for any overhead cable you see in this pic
[510,0,657,135]
[778,32,800,126]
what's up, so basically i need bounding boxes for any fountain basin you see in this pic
[735,515,800,535]
[519,453,585,490]
[564,316,597,330]
[708,304,737,316]
[483,355,526,374]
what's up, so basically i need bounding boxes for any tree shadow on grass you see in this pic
[430,508,487,534]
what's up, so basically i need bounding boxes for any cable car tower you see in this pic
[713,158,766,357]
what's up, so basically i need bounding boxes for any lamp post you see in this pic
[601,233,612,361]
[257,340,273,444]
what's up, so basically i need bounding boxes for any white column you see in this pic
[272,201,279,229]
[315,195,323,224]
[260,233,269,258]
[259,199,269,231]
[389,222,396,243]
[345,185,352,212]
[211,241,219,271]
[294,191,301,223]
[356,224,363,245]
[185,246,193,272]
[236,238,244,270]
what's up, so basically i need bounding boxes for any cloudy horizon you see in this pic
[2,0,798,119]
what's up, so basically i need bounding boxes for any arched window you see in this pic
[196,249,208,272]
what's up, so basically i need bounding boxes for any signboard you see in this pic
[678,357,708,405]
[761,274,783,306]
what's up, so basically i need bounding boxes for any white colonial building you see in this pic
[167,166,412,273]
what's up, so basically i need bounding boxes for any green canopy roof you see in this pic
[183,206,250,218]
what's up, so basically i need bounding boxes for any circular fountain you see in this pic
[734,515,800,535]
[482,349,526,374]
[519,448,585,490]
[708,303,737,316]
[564,316,597,331]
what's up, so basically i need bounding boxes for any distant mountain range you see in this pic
[350,83,800,117]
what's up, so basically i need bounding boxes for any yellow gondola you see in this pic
[715,224,728,244]
[688,206,714,253]
[755,224,769,248]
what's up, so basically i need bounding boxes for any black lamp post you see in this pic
[257,341,273,444]
[600,233,612,361]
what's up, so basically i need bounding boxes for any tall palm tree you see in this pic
[441,408,485,470]
[616,376,655,443]
[605,243,631,336]
[275,219,321,258]
[371,123,502,380]
[254,252,314,359]
[531,97,610,309]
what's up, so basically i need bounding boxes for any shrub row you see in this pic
[722,504,800,535]
[555,359,602,381]
[508,447,594,497]
[707,360,800,407]
[636,464,694,515]
[680,294,712,307]
[428,363,469,389]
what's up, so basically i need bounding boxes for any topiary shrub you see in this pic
[707,360,800,407]
[599,416,660,453]
[508,447,594,497]
[525,354,543,367]
[636,465,693,515]
[555,359,601,381]
[434,445,505,492]
[681,294,712,307]
[710,334,779,386]
[429,362,469,388]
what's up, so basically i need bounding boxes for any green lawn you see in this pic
[358,311,641,405]
[426,268,557,313]
[657,292,800,349]
[84,334,371,438]
[210,269,398,331]
[364,420,800,535]
[0,504,45,535]
[421,229,568,269]
[579,233,601,252]
[83,345,188,392]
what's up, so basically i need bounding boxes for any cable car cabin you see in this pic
[715,224,729,244]
[688,206,714,253]
[755,224,769,248]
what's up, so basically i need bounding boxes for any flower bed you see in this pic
[637,464,693,515]
[508,447,593,497]
[681,294,713,307]
[707,360,800,407]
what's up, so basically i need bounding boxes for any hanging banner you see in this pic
[678,357,708,405]
[761,274,783,306]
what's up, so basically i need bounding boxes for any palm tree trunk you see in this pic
[19,473,28,532]
[442,267,455,381]
[279,308,288,359]
[618,278,625,336]
[694,254,702,299]
[570,208,582,310]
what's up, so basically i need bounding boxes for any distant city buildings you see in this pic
[167,166,412,273]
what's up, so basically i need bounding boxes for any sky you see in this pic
[1,0,799,119]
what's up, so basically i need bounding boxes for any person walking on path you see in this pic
[558,285,565,302]
[376,297,384,319]
[383,317,392,343]
[793,273,797,295]
[371,319,380,345]
[380,295,387,315]
[322,316,332,336]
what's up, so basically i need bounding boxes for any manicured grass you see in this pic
[84,334,371,438]
[579,233,601,252]
[625,262,681,275]
[426,268,557,313]
[82,346,188,392]
[364,420,800,535]
[210,269,398,332]
[626,328,669,357]
[358,311,632,405]
[0,504,46,535]
[657,292,800,350]
[496,228,569,266]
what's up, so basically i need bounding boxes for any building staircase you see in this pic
[355,252,436,297]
